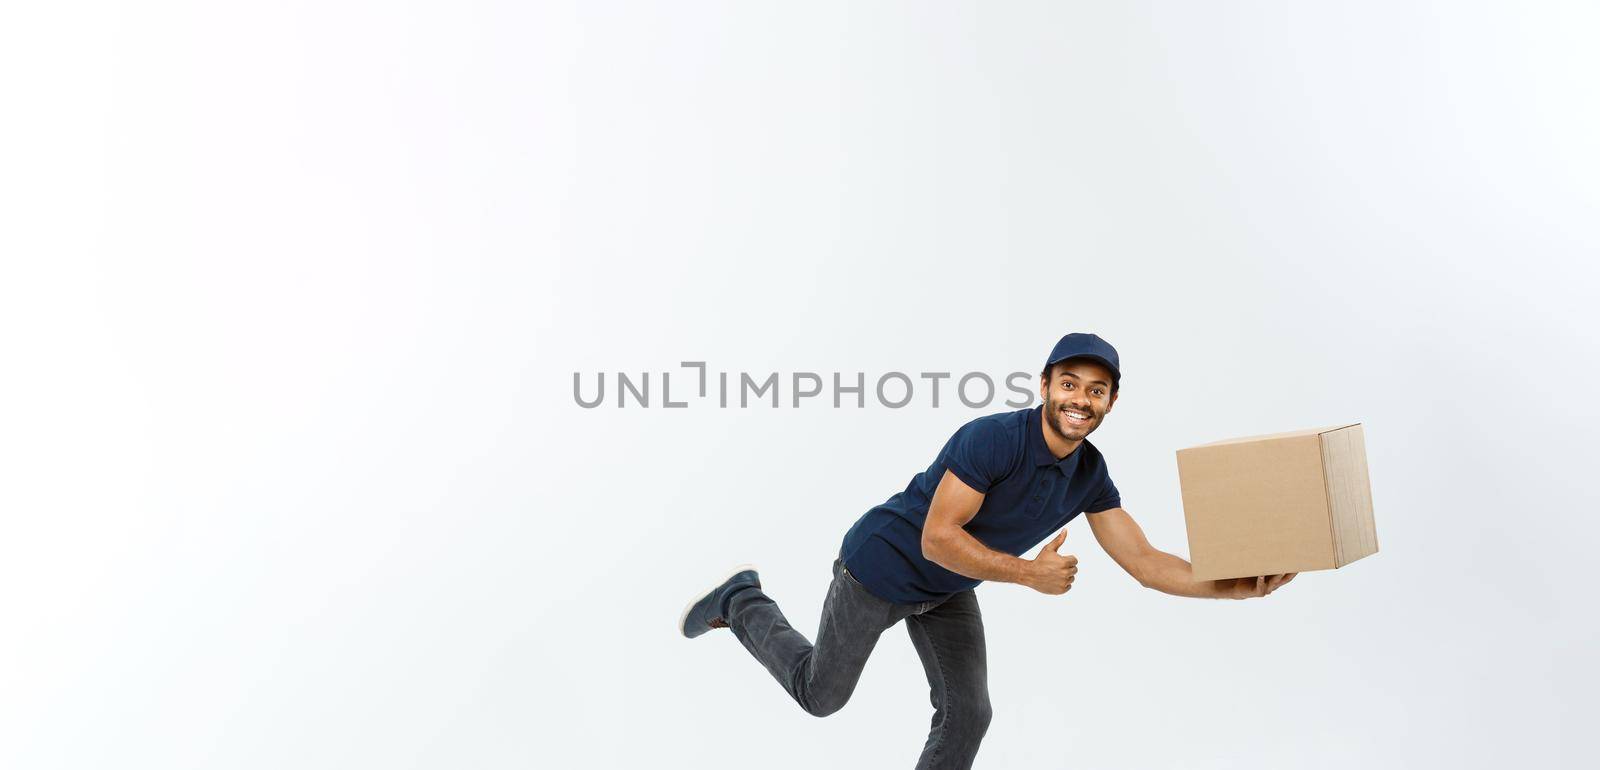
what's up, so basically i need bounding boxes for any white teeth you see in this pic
[1064,411,1089,422]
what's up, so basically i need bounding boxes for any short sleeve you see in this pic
[940,418,1017,494]
[1084,473,1122,514]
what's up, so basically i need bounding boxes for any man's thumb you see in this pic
[1046,527,1068,553]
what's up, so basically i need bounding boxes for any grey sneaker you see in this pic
[679,564,760,639]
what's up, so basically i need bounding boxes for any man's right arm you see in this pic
[920,469,1079,595]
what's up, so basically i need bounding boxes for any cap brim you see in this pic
[1046,354,1121,384]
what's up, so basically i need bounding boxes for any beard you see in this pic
[1044,394,1099,442]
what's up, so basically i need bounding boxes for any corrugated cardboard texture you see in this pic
[1179,434,1337,581]
[1320,425,1378,567]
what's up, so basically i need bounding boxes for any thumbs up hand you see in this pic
[1025,527,1078,595]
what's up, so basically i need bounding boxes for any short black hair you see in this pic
[1041,359,1119,398]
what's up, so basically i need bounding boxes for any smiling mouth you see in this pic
[1062,409,1091,425]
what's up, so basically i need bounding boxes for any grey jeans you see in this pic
[726,556,991,769]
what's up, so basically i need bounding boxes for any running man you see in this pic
[679,332,1296,769]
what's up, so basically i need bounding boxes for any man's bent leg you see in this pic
[727,557,909,717]
[905,589,991,770]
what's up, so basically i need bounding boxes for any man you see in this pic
[679,332,1295,769]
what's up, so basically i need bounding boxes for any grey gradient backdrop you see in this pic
[3,2,1598,768]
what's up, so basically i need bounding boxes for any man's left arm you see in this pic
[1084,507,1295,599]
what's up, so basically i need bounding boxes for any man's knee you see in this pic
[939,691,991,760]
[803,688,852,718]
[972,692,993,734]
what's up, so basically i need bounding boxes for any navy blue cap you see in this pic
[1045,333,1122,389]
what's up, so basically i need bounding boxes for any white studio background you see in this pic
[2,2,1597,769]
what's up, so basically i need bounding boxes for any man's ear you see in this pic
[1105,389,1119,413]
[1038,374,1049,403]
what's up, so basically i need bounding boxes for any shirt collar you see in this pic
[1030,405,1082,470]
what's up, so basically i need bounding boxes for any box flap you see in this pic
[1320,424,1379,568]
[1185,423,1360,450]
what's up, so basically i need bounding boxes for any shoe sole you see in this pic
[678,563,758,638]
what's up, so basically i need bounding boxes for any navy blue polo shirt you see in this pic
[838,405,1122,604]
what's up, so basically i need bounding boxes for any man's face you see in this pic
[1038,358,1117,443]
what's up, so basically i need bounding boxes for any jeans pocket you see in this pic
[841,563,864,588]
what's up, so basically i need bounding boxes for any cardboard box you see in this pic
[1177,423,1377,581]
